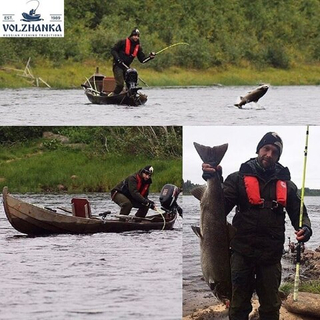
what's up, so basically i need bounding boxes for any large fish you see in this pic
[234,84,269,108]
[191,142,234,303]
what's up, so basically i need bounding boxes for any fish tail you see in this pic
[193,142,228,167]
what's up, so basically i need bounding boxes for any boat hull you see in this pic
[82,68,147,106]
[2,187,177,236]
[84,89,147,106]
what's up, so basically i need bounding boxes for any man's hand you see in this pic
[149,52,156,59]
[295,225,312,242]
[202,164,223,181]
[146,200,155,210]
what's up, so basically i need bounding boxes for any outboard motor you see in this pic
[159,184,183,217]
[125,68,140,92]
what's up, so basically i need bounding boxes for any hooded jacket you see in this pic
[111,169,152,206]
[111,37,148,69]
[223,158,311,264]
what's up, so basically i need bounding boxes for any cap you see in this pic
[130,28,140,37]
[256,132,283,159]
[142,165,153,175]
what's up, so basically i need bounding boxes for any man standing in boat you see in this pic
[111,165,156,217]
[109,28,155,96]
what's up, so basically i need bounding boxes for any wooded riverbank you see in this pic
[1,61,319,89]
[0,127,182,193]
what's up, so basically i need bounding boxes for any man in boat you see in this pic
[111,165,156,217]
[109,28,155,96]
[201,132,312,320]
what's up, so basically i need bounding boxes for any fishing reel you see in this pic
[125,68,141,93]
[159,184,183,217]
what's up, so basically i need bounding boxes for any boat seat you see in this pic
[71,198,91,218]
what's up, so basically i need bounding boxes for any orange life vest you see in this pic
[136,174,149,197]
[125,38,139,57]
[243,176,287,207]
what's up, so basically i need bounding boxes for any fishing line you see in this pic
[293,125,309,302]
[155,207,166,230]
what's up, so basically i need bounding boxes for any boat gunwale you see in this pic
[2,187,177,235]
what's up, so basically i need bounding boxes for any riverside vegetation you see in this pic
[0,126,182,193]
[0,0,319,88]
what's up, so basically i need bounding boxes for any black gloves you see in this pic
[300,225,312,242]
[149,52,156,59]
[202,171,214,181]
[202,166,223,182]
[145,200,155,210]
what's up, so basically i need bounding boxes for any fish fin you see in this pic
[227,222,237,242]
[193,142,228,167]
[191,225,202,238]
[191,185,206,201]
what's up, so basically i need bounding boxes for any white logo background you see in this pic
[1,0,64,37]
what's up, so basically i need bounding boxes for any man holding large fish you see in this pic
[193,132,312,320]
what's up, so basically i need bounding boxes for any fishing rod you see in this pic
[142,42,189,63]
[293,125,310,302]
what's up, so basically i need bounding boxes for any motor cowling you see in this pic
[125,68,139,91]
[159,184,182,216]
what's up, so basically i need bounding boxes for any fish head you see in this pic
[257,84,269,93]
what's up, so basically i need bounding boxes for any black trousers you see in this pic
[112,64,126,94]
[229,251,281,320]
[112,192,149,217]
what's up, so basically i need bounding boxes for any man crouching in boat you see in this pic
[109,28,155,96]
[111,165,156,217]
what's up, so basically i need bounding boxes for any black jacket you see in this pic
[223,158,312,264]
[111,37,147,69]
[111,169,152,206]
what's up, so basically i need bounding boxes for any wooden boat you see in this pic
[82,67,147,106]
[2,187,177,236]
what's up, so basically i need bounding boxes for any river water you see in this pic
[183,195,320,316]
[0,86,319,125]
[0,192,182,320]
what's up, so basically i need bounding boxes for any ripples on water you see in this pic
[0,86,319,125]
[0,193,182,320]
[183,195,320,316]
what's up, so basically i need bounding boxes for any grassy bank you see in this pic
[1,60,320,89]
[0,138,182,193]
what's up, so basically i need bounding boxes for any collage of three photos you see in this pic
[1,1,320,319]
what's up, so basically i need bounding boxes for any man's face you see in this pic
[132,34,139,42]
[257,144,279,169]
[142,172,151,180]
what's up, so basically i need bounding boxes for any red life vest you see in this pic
[243,176,287,207]
[125,38,139,57]
[136,174,149,197]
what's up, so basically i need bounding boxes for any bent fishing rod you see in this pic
[142,42,189,63]
[293,125,310,302]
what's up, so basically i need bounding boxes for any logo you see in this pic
[1,0,64,37]
[21,0,43,22]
